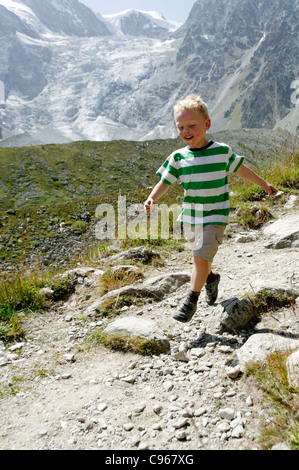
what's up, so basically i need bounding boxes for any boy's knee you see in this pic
[193,256,209,266]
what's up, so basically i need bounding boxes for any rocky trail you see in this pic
[0,207,298,452]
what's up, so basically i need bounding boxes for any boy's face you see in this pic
[175,109,211,149]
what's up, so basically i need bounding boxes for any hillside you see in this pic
[0,129,297,211]
[0,129,298,275]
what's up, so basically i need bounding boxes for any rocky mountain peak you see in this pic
[0,0,298,145]
[103,10,181,38]
[178,0,299,132]
[20,0,111,37]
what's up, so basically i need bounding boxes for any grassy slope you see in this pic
[0,132,298,269]
[0,128,297,211]
[0,138,182,211]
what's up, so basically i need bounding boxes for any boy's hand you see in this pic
[265,184,278,196]
[236,164,278,197]
[144,197,154,213]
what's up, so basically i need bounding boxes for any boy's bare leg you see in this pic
[191,257,211,292]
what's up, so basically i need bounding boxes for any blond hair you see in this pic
[174,95,210,119]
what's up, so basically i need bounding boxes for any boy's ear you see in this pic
[205,118,211,130]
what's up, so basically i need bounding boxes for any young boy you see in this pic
[144,95,278,323]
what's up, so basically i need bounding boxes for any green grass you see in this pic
[0,269,74,343]
[230,150,299,228]
[245,352,299,450]
[0,138,182,211]
[89,329,168,356]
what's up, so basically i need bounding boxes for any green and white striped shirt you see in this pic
[156,141,245,225]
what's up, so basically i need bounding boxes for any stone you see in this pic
[163,380,174,392]
[202,281,298,335]
[284,195,298,210]
[175,430,188,441]
[219,408,235,420]
[64,353,75,363]
[190,348,205,358]
[103,317,170,354]
[237,333,299,371]
[225,366,242,379]
[264,214,299,249]
[39,287,54,297]
[171,351,190,362]
[123,423,134,431]
[173,417,189,429]
[286,350,299,389]
[102,247,161,265]
[98,403,108,412]
[85,272,190,317]
[231,424,245,438]
[235,234,256,243]
[194,407,207,417]
[203,297,255,335]
[250,280,299,300]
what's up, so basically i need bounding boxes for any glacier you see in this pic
[0,0,298,146]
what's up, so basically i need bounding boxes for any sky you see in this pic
[80,0,196,23]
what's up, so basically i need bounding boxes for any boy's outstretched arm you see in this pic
[236,163,278,196]
[144,180,170,213]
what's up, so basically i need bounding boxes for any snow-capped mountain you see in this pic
[2,0,111,37]
[103,10,181,38]
[0,0,298,146]
[0,0,182,143]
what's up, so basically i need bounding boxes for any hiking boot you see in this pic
[205,272,220,305]
[172,296,198,323]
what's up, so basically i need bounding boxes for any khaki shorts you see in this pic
[183,224,226,262]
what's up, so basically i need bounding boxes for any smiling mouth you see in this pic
[185,136,193,140]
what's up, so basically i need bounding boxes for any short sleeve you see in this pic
[156,153,179,185]
[226,147,245,174]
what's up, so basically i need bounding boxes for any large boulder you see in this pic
[85,272,190,317]
[236,333,299,371]
[202,297,255,335]
[102,246,161,265]
[263,214,299,249]
[286,350,299,390]
[202,282,298,335]
[102,317,170,355]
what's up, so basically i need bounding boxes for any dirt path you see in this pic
[0,210,298,451]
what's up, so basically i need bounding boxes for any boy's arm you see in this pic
[236,164,278,196]
[144,180,170,213]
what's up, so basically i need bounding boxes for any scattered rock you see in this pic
[0,210,298,451]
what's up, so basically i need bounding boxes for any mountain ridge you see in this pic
[0,0,298,145]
